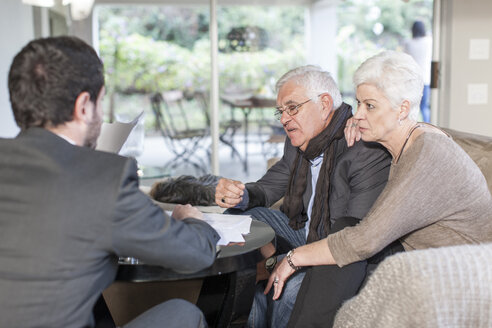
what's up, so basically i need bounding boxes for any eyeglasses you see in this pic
[274,94,321,120]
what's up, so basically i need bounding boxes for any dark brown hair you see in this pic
[8,36,104,129]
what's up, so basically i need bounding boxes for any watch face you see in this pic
[265,256,277,272]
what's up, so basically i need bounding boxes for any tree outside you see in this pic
[97,5,306,128]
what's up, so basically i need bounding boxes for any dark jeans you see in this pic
[287,217,404,328]
[421,85,431,123]
[226,207,307,328]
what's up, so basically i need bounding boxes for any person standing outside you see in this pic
[404,20,433,123]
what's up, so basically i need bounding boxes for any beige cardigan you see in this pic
[327,132,492,267]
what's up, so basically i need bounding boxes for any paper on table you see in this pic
[96,111,144,154]
[166,211,252,246]
[203,213,252,246]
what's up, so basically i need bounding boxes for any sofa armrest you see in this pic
[334,243,492,328]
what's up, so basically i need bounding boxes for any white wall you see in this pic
[440,0,492,137]
[0,0,35,137]
[69,14,94,45]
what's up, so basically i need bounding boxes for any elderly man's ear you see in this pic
[320,93,334,119]
[73,91,95,125]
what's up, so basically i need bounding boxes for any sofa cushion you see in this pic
[443,128,492,193]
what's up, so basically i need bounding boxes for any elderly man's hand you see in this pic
[172,204,203,221]
[344,117,362,147]
[215,178,245,208]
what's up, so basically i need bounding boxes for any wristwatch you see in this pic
[265,256,277,273]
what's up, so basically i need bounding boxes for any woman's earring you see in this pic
[398,118,402,126]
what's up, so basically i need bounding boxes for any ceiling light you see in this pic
[22,0,55,7]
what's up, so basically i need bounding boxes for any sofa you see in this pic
[333,128,492,328]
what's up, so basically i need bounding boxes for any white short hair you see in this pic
[275,65,343,110]
[353,50,424,120]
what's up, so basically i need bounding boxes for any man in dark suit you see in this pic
[0,36,219,328]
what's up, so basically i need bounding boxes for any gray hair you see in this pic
[353,50,423,121]
[275,65,343,110]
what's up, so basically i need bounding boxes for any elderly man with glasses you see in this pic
[215,65,391,328]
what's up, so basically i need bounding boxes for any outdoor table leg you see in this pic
[242,108,252,174]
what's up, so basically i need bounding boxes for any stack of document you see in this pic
[203,213,252,246]
[165,211,252,246]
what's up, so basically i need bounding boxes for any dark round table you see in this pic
[116,220,275,282]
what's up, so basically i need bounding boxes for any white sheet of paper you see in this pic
[203,213,252,245]
[166,211,252,246]
[96,111,144,154]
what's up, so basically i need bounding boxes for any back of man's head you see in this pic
[411,20,426,38]
[275,65,342,110]
[8,36,104,130]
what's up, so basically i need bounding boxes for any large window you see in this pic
[96,4,307,180]
[97,5,306,121]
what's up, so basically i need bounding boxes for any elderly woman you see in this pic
[268,50,492,328]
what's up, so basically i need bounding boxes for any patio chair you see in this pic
[193,91,243,162]
[150,91,210,174]
[262,122,286,159]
